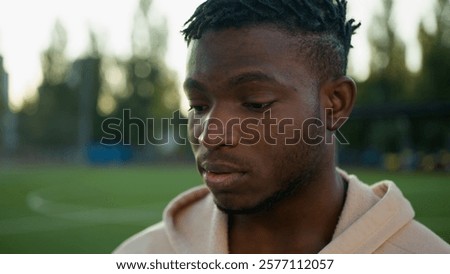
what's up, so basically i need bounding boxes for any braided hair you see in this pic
[182,0,360,81]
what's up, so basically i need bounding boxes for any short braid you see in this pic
[182,0,361,80]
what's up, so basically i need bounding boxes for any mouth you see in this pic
[200,163,246,189]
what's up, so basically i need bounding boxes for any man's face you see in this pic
[184,26,326,214]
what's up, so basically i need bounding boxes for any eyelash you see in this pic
[243,102,274,112]
[188,102,274,114]
[188,105,208,113]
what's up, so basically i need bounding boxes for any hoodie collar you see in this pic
[163,185,228,253]
[162,170,415,254]
[320,169,415,253]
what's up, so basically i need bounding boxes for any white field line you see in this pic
[0,190,165,235]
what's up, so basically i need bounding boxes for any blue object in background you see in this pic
[87,143,133,165]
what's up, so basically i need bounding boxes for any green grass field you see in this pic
[0,165,449,253]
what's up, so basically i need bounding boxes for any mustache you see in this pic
[197,151,249,169]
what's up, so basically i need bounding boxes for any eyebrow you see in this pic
[183,78,207,94]
[184,71,279,93]
[228,71,278,87]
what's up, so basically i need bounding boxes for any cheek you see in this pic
[301,118,326,145]
[253,123,318,180]
[188,115,202,145]
[276,119,303,145]
[248,140,289,181]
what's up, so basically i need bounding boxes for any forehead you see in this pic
[192,25,295,52]
[186,26,314,88]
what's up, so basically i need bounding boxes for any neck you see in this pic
[228,165,346,254]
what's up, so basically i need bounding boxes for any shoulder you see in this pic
[113,185,213,254]
[112,222,174,254]
[376,220,450,254]
[332,168,450,254]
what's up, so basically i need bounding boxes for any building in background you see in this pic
[0,56,18,158]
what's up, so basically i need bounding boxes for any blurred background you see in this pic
[0,0,449,253]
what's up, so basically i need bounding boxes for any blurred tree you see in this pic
[68,29,102,158]
[0,55,5,119]
[356,0,413,105]
[343,0,410,153]
[113,0,180,150]
[0,55,6,150]
[14,1,186,163]
[415,0,450,102]
[19,20,79,149]
[341,0,450,167]
[83,0,187,162]
[410,0,450,152]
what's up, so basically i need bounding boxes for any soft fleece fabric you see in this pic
[114,169,450,254]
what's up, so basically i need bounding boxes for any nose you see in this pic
[195,105,240,149]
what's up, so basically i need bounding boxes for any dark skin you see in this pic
[184,26,356,254]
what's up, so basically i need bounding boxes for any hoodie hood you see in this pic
[320,169,415,253]
[160,169,415,253]
[162,185,228,253]
[115,169,449,253]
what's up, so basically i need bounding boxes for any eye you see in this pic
[188,105,209,113]
[243,102,273,112]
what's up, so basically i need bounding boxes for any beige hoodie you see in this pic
[113,169,450,254]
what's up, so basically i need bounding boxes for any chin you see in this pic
[214,179,303,215]
[214,198,274,215]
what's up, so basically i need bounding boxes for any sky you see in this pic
[0,0,439,111]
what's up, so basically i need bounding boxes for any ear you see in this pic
[320,76,357,131]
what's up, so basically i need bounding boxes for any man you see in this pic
[114,0,450,253]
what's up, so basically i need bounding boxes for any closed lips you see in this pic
[201,163,244,174]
